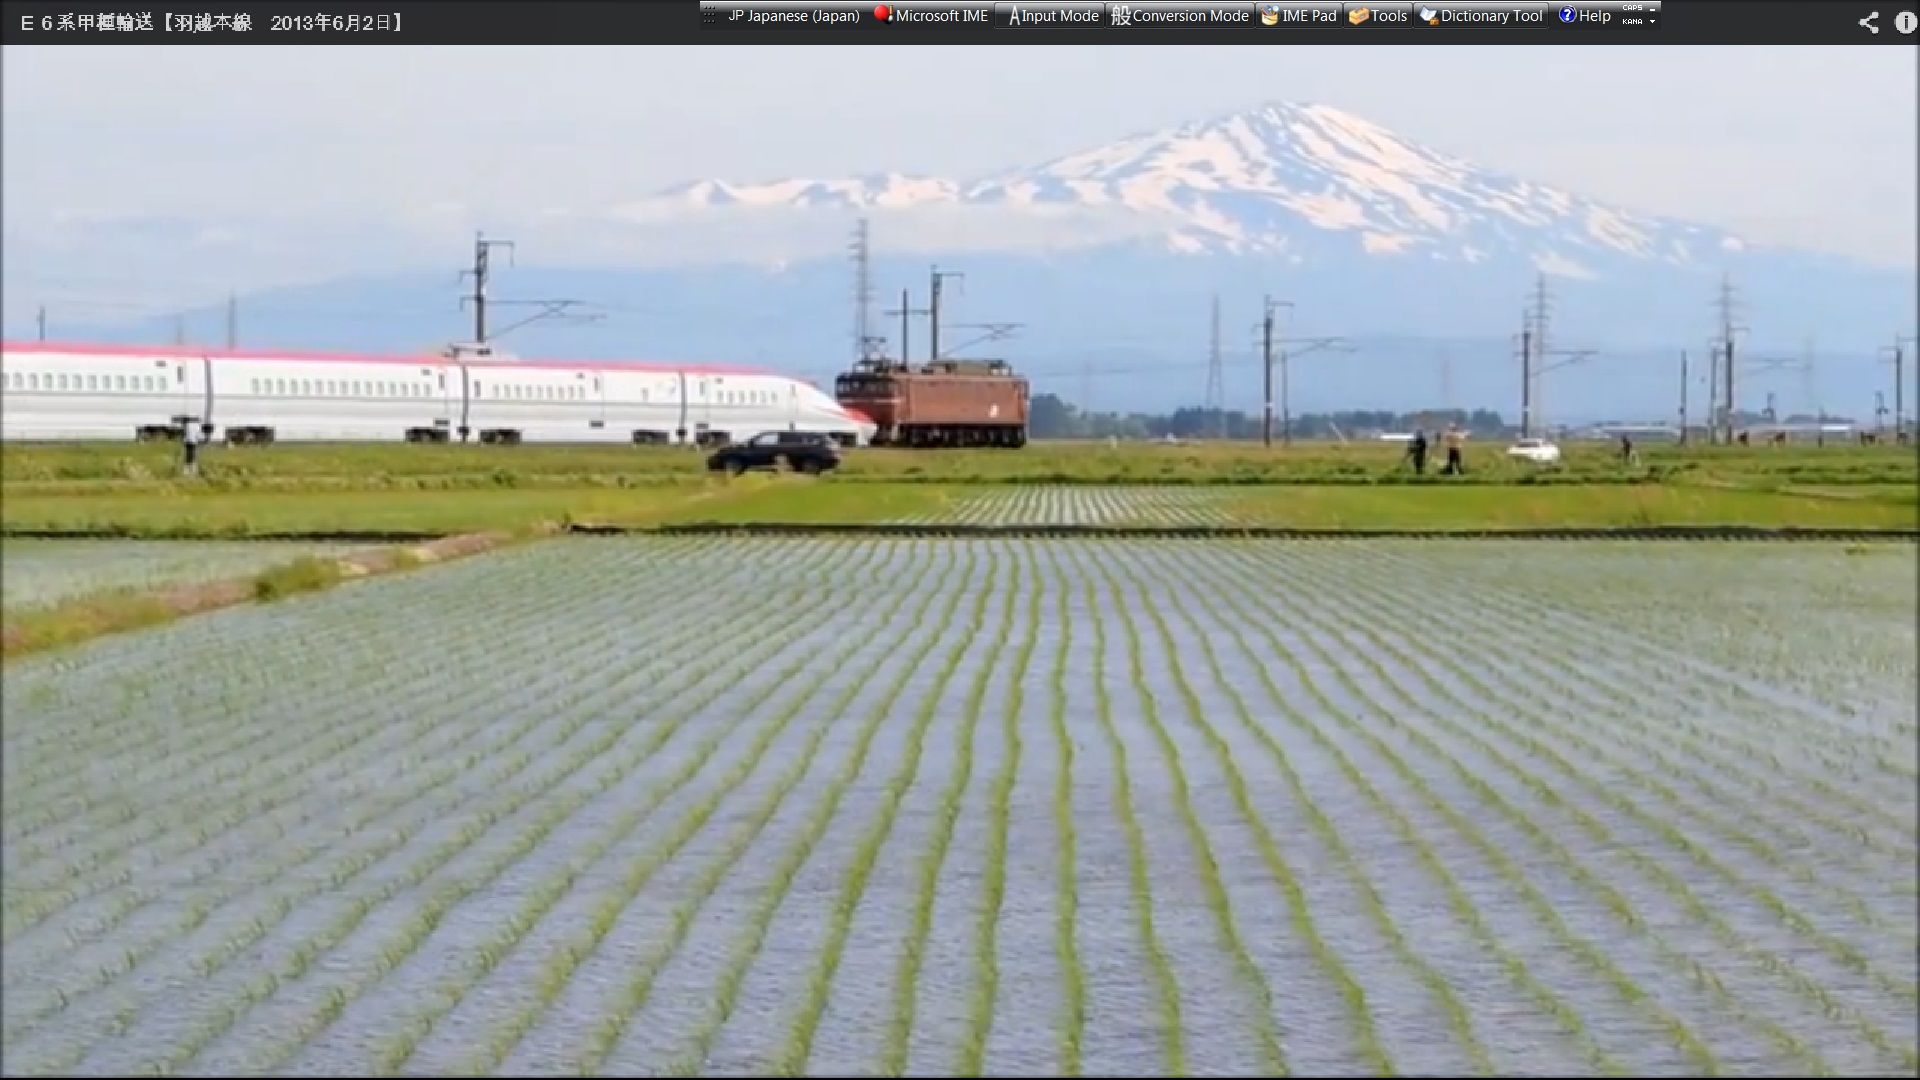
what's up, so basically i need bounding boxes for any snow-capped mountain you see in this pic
[37,102,1913,418]
[640,102,1743,277]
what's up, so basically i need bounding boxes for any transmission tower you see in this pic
[850,219,884,363]
[1709,273,1747,444]
[1521,274,1551,438]
[1517,273,1595,437]
[1205,295,1225,439]
[1883,335,1915,440]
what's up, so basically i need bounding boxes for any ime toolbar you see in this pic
[699,0,1661,28]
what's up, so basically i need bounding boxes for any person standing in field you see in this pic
[1441,424,1465,474]
[1407,429,1429,475]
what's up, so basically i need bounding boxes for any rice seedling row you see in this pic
[0,540,361,613]
[1,541,720,947]
[1311,547,1912,917]
[7,542,873,1077]
[185,541,887,1080]
[890,486,1239,527]
[4,537,1911,1077]
[1207,544,1915,1074]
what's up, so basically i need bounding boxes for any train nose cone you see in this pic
[840,406,874,425]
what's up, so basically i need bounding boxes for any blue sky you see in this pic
[3,44,1913,323]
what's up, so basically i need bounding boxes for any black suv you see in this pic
[706,431,842,475]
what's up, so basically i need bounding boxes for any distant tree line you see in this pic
[1028,393,1509,441]
[1028,393,1868,441]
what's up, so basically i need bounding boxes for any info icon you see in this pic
[1558,6,1576,21]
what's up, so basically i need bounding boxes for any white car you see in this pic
[1507,438,1562,464]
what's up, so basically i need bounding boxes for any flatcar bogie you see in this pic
[225,426,277,446]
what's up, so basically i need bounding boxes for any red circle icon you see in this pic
[873,4,891,19]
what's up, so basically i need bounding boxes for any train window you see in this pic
[84,375,96,390]
[28,373,39,389]
[115,375,126,391]
[57,374,68,390]
[251,379,261,394]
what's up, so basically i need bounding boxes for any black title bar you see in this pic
[0,0,1894,43]
[702,0,1663,29]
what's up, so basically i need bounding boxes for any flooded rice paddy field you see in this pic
[1,540,359,612]
[3,537,1915,1078]
[891,487,1240,526]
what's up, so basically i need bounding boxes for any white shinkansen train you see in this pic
[0,341,878,447]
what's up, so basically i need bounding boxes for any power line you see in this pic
[455,232,598,347]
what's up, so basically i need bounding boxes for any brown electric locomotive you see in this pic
[834,357,1029,448]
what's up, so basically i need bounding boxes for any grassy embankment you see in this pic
[3,441,1914,536]
[8,438,1916,489]
[0,530,557,663]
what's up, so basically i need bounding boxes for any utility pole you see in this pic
[884,288,928,366]
[850,219,880,365]
[928,265,964,362]
[459,232,516,346]
[1677,349,1689,445]
[1261,297,1292,448]
[1205,295,1225,440]
[225,293,238,350]
[1516,316,1534,439]
[36,304,46,342]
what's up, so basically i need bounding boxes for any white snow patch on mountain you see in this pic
[626,101,1743,269]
